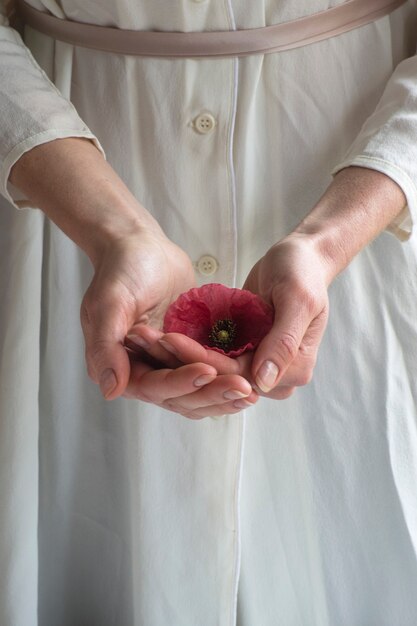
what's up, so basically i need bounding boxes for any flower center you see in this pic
[209,319,237,350]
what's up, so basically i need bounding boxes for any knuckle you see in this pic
[87,340,109,365]
[279,280,322,316]
[131,375,154,402]
[163,400,179,412]
[273,333,299,362]
[298,287,319,315]
[163,400,191,417]
[289,278,316,301]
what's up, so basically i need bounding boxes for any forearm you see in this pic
[9,137,160,266]
[290,166,407,284]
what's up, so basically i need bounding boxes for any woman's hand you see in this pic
[242,235,329,397]
[242,167,407,397]
[80,226,196,398]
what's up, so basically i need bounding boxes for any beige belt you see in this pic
[15,0,407,58]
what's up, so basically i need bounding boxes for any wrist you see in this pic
[290,166,407,283]
[9,137,162,266]
[276,231,334,288]
[285,228,348,287]
[76,190,160,268]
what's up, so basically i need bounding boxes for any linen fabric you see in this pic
[1,1,417,625]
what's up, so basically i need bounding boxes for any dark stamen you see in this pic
[209,319,237,350]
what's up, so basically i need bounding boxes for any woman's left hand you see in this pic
[241,234,330,397]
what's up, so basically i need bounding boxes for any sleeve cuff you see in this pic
[331,155,417,242]
[0,129,106,210]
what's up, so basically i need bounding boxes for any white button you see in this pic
[197,255,218,275]
[194,113,216,134]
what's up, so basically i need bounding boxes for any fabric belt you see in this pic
[15,0,407,58]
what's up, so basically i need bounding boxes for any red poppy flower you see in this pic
[163,283,274,357]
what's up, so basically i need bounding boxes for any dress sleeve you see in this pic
[0,3,105,209]
[332,55,417,241]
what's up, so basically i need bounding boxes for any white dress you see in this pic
[2,1,417,624]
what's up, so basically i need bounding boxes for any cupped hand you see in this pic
[124,325,258,418]
[80,225,198,399]
[242,234,330,397]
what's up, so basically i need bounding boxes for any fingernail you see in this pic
[194,374,216,387]
[233,398,255,409]
[223,389,249,400]
[158,339,180,357]
[126,334,149,349]
[100,368,117,399]
[255,360,279,393]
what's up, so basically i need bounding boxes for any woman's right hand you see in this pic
[81,227,257,416]
[80,225,195,398]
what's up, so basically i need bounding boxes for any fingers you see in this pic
[266,314,326,389]
[125,307,319,404]
[125,313,314,406]
[125,325,244,378]
[157,332,244,375]
[163,374,254,411]
[125,324,181,368]
[128,361,217,402]
[172,395,258,419]
[125,359,258,419]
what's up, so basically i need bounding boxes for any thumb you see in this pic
[251,297,309,393]
[81,297,131,400]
